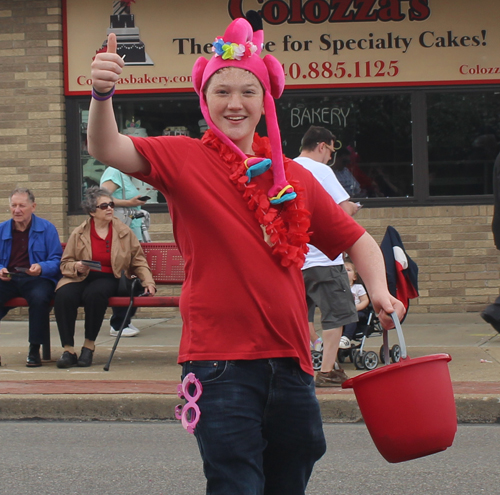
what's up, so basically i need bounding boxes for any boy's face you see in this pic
[205,68,264,155]
[345,263,356,285]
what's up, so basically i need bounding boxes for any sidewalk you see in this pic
[0,311,498,423]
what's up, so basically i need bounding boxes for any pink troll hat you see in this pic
[192,12,296,204]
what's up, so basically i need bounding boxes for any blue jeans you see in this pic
[110,306,137,331]
[181,358,326,495]
[0,275,55,345]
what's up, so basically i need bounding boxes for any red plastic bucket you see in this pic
[342,315,457,463]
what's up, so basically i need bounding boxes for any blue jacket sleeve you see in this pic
[29,216,62,284]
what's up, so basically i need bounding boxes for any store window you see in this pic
[67,86,499,213]
[427,90,500,196]
[71,95,204,210]
[274,92,413,198]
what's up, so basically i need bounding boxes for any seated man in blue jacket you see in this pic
[0,188,62,367]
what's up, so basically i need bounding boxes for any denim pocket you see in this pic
[181,360,230,384]
[294,365,315,387]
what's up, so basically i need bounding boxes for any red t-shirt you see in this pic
[90,219,113,273]
[130,134,365,374]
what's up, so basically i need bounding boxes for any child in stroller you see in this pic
[340,259,370,348]
[337,259,401,370]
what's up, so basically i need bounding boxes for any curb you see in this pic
[0,394,498,423]
[0,395,180,421]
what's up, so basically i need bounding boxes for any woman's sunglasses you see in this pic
[96,201,115,210]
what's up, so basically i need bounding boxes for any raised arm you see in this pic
[345,231,405,329]
[88,33,149,174]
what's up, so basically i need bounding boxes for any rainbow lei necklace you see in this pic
[202,130,311,268]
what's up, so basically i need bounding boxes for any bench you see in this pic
[4,242,185,365]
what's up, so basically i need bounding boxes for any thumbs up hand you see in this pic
[91,33,125,94]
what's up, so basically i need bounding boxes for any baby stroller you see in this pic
[311,225,419,371]
[336,305,401,370]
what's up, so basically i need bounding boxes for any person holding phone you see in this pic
[101,166,147,337]
[294,126,361,387]
[0,188,62,367]
[54,186,155,368]
[101,166,147,239]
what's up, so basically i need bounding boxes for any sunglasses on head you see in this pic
[96,201,115,210]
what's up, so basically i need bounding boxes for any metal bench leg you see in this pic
[42,341,51,361]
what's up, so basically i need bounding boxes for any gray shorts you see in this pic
[303,265,358,330]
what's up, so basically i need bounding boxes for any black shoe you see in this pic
[26,344,42,368]
[480,312,500,333]
[78,347,94,367]
[56,350,78,369]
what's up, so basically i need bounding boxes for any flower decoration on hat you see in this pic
[212,38,258,61]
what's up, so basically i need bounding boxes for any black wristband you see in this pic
[92,86,115,98]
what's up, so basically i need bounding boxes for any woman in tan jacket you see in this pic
[54,186,156,368]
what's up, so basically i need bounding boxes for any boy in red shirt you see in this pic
[88,12,404,495]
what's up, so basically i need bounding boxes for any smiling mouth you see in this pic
[226,116,246,122]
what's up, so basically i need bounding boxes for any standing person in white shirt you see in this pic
[294,126,361,387]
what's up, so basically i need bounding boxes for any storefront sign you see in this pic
[64,0,500,94]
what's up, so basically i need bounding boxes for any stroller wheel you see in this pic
[353,350,365,370]
[390,345,401,363]
[363,351,379,370]
[311,350,323,371]
[379,345,386,364]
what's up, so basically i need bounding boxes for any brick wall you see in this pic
[0,0,65,320]
[73,204,500,316]
[0,1,66,236]
[356,205,499,314]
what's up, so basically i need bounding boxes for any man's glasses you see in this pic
[323,143,336,154]
[323,140,342,152]
[96,201,115,210]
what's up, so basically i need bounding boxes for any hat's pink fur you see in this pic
[192,17,290,199]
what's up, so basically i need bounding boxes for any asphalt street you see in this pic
[0,421,498,494]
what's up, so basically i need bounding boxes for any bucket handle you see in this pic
[382,312,408,363]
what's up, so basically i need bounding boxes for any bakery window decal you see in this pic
[96,0,154,66]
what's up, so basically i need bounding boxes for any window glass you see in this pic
[427,91,500,196]
[273,93,413,198]
[70,88,500,211]
[78,96,203,203]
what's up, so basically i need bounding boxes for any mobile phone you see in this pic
[81,260,102,271]
[14,267,29,273]
[138,196,151,201]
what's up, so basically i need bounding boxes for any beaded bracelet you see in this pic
[92,86,115,101]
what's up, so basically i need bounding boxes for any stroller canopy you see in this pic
[380,226,419,311]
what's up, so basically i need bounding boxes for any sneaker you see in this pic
[56,351,78,369]
[333,368,349,381]
[339,336,351,349]
[128,323,141,335]
[110,326,140,337]
[315,369,349,387]
[310,337,323,352]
